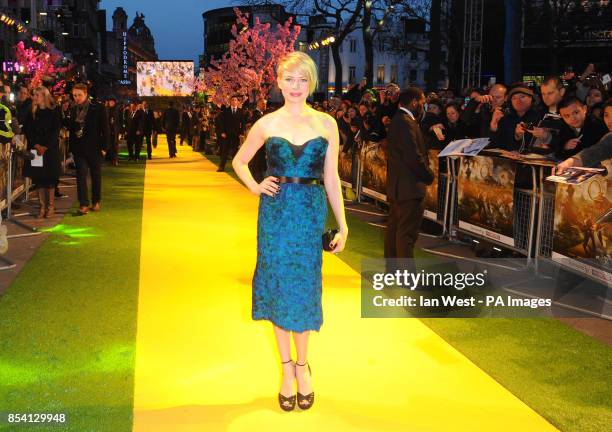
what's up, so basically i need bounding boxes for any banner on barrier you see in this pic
[457,156,516,246]
[338,144,353,189]
[0,142,26,211]
[551,159,612,285]
[423,149,440,221]
[360,140,387,201]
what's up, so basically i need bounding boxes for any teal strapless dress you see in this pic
[252,136,329,332]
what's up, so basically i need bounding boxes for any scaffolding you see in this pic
[461,0,484,89]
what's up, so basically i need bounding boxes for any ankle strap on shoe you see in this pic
[281,359,293,364]
[296,361,308,367]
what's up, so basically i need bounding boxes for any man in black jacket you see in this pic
[248,99,268,182]
[127,101,145,161]
[385,87,434,262]
[142,100,154,160]
[216,95,245,172]
[163,102,180,158]
[555,96,608,160]
[489,84,540,152]
[69,83,109,214]
[106,97,120,166]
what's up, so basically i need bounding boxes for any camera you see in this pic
[521,122,535,130]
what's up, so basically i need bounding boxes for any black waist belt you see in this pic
[278,176,323,185]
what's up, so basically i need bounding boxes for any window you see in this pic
[298,42,307,52]
[390,65,398,83]
[376,65,385,84]
[349,66,356,84]
[72,23,80,37]
[409,69,417,82]
[349,39,356,53]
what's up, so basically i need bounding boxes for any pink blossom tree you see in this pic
[196,8,301,106]
[13,41,73,91]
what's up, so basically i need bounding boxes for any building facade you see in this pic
[99,7,157,98]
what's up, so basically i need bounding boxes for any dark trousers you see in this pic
[144,133,152,158]
[75,153,102,207]
[219,135,239,170]
[167,131,177,156]
[127,134,143,159]
[384,198,425,260]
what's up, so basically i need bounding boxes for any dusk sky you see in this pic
[99,0,234,63]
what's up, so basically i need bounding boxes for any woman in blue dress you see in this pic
[233,51,348,411]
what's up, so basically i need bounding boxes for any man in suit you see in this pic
[69,83,109,214]
[163,102,180,158]
[142,100,155,160]
[127,101,145,161]
[385,87,434,264]
[180,106,193,146]
[248,99,268,182]
[216,94,245,172]
[106,97,120,166]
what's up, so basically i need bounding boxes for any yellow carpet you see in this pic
[132,136,558,431]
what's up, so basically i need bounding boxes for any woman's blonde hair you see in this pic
[32,86,57,116]
[277,51,318,96]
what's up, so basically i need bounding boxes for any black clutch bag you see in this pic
[322,228,339,252]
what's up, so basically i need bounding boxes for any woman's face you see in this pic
[446,106,460,123]
[277,68,310,103]
[33,91,44,107]
[586,88,603,107]
[348,107,357,119]
[603,106,612,132]
[358,105,368,117]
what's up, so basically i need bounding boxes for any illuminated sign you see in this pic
[119,31,131,85]
[2,61,20,73]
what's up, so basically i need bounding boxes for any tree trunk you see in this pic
[504,0,522,83]
[362,2,374,87]
[427,0,442,90]
[331,43,343,96]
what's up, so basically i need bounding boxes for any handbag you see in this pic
[322,228,339,252]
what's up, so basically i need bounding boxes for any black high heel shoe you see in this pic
[296,361,314,410]
[278,359,296,411]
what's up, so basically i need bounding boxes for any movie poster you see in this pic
[457,156,516,246]
[551,159,612,285]
[360,140,387,201]
[423,149,440,221]
[338,145,353,188]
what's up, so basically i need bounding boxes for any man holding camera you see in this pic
[69,83,109,215]
[461,83,508,138]
[489,84,540,152]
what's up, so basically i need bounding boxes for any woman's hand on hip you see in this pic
[254,176,279,197]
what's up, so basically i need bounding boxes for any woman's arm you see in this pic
[232,118,278,197]
[322,114,348,252]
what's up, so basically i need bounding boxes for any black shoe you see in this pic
[296,362,314,410]
[148,155,152,160]
[216,168,224,172]
[278,359,296,411]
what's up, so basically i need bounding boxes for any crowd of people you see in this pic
[0,61,610,225]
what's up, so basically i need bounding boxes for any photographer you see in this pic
[555,96,608,160]
[489,84,540,152]
[461,83,507,138]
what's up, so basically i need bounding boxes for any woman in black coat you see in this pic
[23,86,62,218]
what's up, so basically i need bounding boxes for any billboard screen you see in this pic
[137,61,194,96]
